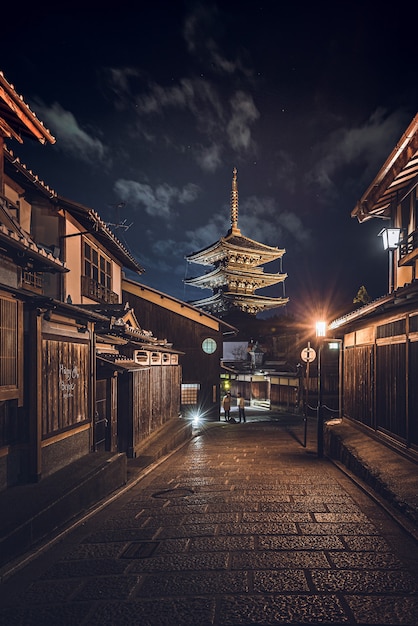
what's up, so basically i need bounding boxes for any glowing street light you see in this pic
[315,321,327,337]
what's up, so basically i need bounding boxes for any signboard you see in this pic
[301,346,316,363]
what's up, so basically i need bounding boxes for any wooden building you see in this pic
[122,278,237,420]
[0,72,108,486]
[82,303,182,458]
[0,70,182,488]
[185,168,288,317]
[330,113,418,455]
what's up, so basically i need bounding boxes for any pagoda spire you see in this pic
[230,167,240,234]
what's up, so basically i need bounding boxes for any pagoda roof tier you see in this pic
[190,291,289,316]
[185,264,287,290]
[186,232,285,267]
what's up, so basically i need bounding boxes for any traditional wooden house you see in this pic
[185,168,288,317]
[81,302,182,458]
[122,278,237,420]
[0,72,111,487]
[1,71,186,490]
[330,113,418,455]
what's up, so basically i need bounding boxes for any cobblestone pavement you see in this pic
[1,418,418,625]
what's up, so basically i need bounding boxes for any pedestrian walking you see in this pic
[222,392,231,421]
[237,392,246,423]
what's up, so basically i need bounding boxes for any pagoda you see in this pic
[185,168,288,317]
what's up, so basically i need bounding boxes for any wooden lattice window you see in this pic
[0,294,22,400]
[181,383,200,405]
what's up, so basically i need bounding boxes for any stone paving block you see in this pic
[72,574,141,601]
[258,501,328,512]
[205,501,259,512]
[82,528,158,543]
[218,522,298,536]
[139,513,186,527]
[326,501,365,512]
[136,570,249,597]
[155,523,216,539]
[242,511,313,523]
[328,550,405,569]
[313,512,370,522]
[15,579,83,604]
[153,538,189,554]
[293,494,353,503]
[346,594,418,625]
[157,504,208,514]
[258,534,345,551]
[229,493,292,503]
[311,569,418,593]
[82,597,216,626]
[253,569,310,592]
[129,551,229,572]
[231,550,330,569]
[40,558,128,579]
[180,512,240,524]
[340,535,391,551]
[60,542,128,560]
[298,521,379,535]
[188,535,255,552]
[218,593,349,624]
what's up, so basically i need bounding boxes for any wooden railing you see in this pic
[399,229,418,260]
[81,275,118,303]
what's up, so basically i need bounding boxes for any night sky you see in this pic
[2,1,417,322]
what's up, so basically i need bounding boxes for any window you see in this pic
[202,337,217,354]
[181,383,200,405]
[0,293,22,403]
[84,241,112,290]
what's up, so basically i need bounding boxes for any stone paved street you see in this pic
[1,417,418,625]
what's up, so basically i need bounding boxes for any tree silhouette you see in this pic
[353,285,371,306]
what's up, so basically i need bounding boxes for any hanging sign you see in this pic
[301,346,316,363]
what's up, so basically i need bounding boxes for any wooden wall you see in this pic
[118,364,181,458]
[42,338,90,437]
[342,315,418,450]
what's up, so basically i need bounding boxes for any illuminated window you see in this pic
[202,338,217,354]
[181,383,200,404]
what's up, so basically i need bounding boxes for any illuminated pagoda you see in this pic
[185,168,288,317]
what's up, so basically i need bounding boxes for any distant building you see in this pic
[185,168,288,317]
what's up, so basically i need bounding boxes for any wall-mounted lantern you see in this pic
[378,227,401,293]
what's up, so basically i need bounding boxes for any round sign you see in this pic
[301,347,316,363]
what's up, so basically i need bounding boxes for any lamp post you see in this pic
[378,227,401,293]
[315,321,326,458]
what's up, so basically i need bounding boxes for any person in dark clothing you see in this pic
[222,392,231,421]
[237,393,246,423]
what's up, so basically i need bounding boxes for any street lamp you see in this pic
[315,321,326,458]
[378,227,401,293]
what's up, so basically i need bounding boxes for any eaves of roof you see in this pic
[4,150,143,274]
[352,113,418,223]
[0,71,55,144]
[0,203,67,273]
[57,195,144,274]
[329,281,418,330]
